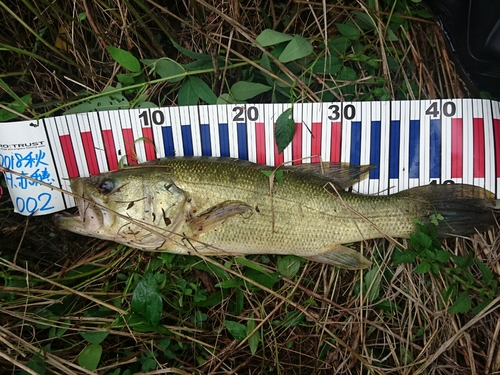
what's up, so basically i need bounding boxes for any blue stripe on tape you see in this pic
[350,121,361,165]
[200,124,212,156]
[389,120,400,179]
[162,126,175,156]
[409,119,420,178]
[430,119,441,179]
[369,120,381,178]
[219,123,229,157]
[237,122,248,160]
[181,125,193,156]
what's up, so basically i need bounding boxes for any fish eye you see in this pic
[98,179,115,194]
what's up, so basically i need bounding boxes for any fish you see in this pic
[57,157,499,269]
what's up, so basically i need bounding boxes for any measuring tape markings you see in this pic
[2,99,500,216]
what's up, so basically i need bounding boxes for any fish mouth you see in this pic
[56,211,87,234]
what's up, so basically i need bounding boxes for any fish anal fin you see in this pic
[307,245,372,269]
[188,200,252,235]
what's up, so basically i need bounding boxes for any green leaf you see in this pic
[231,81,272,101]
[453,253,474,269]
[277,255,303,279]
[278,35,313,63]
[78,344,102,371]
[448,292,471,314]
[472,298,493,314]
[0,94,31,121]
[255,29,293,46]
[477,260,494,285]
[152,58,186,82]
[329,36,352,55]
[107,46,141,72]
[64,89,130,114]
[80,331,109,345]
[282,311,305,327]
[189,77,217,104]
[311,56,342,75]
[170,38,212,59]
[246,317,260,355]
[234,257,270,275]
[414,261,431,274]
[435,250,451,263]
[392,249,415,265]
[224,320,247,341]
[131,271,163,327]
[364,266,381,303]
[178,79,198,106]
[275,108,295,153]
[335,22,360,40]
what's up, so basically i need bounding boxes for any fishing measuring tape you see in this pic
[1,99,499,216]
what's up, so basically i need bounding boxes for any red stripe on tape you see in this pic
[59,134,79,178]
[311,122,321,162]
[473,118,485,178]
[255,122,266,165]
[292,122,302,164]
[122,128,137,165]
[102,129,118,170]
[142,127,156,161]
[494,119,500,177]
[80,131,99,175]
[451,118,462,179]
[330,121,341,162]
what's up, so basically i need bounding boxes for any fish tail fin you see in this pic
[406,184,499,237]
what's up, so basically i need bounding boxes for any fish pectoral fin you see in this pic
[188,200,253,235]
[307,245,372,269]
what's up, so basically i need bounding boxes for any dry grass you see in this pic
[1,0,500,374]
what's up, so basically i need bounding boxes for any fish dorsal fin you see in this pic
[289,162,375,189]
[188,200,253,236]
[307,244,372,269]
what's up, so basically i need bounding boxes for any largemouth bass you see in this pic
[57,157,498,269]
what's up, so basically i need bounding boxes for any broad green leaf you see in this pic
[189,76,217,104]
[414,261,431,274]
[448,292,471,314]
[224,320,246,341]
[231,81,271,101]
[277,255,303,279]
[275,108,295,153]
[477,260,494,285]
[311,56,342,75]
[392,249,415,265]
[246,317,260,355]
[244,269,279,290]
[107,46,141,72]
[335,22,360,40]
[338,66,357,82]
[217,93,236,104]
[278,35,313,63]
[178,79,198,106]
[329,36,352,55]
[255,29,293,46]
[80,331,109,345]
[364,266,381,303]
[64,90,130,114]
[78,344,102,371]
[435,250,451,263]
[153,58,186,82]
[131,271,163,327]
